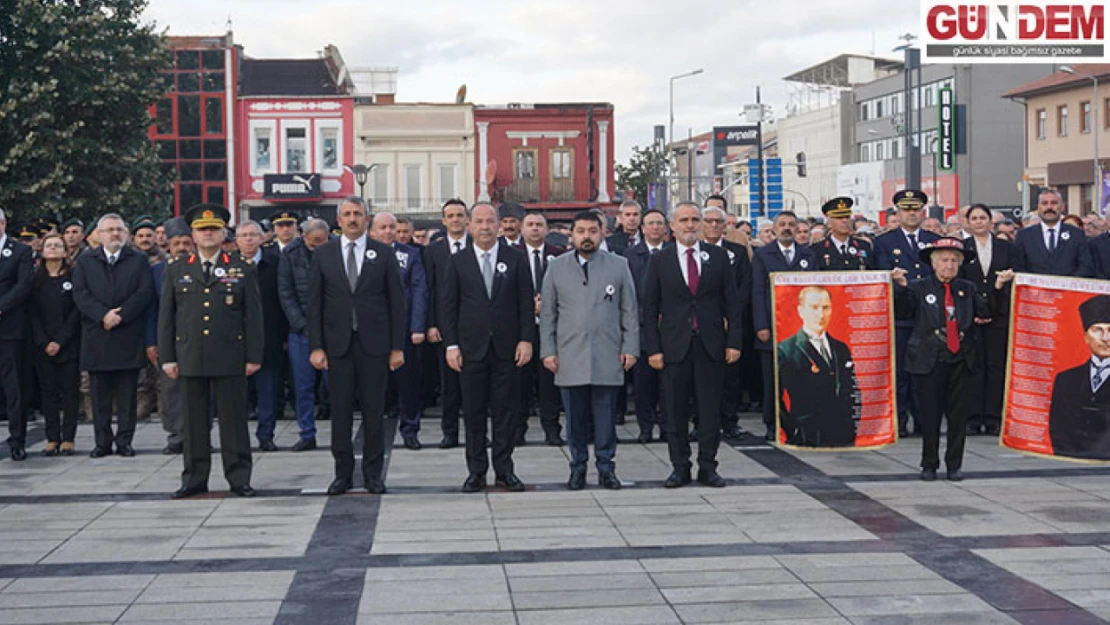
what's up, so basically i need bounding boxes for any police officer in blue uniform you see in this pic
[874,190,939,438]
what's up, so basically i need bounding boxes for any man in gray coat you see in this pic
[540,211,639,490]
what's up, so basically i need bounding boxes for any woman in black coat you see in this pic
[30,234,82,455]
[961,204,1013,436]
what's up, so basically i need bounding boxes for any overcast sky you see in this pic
[142,0,919,163]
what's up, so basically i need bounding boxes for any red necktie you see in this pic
[944,283,959,354]
[686,248,700,330]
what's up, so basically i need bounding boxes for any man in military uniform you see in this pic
[271,211,300,252]
[813,197,875,271]
[159,204,264,499]
[874,190,939,438]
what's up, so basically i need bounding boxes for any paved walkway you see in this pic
[0,412,1108,625]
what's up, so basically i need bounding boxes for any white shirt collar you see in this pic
[448,234,467,250]
[475,240,498,259]
[504,236,521,246]
[802,326,827,342]
[676,240,700,257]
[901,227,921,239]
[526,242,544,255]
[777,241,795,256]
[198,250,219,265]
[646,241,663,252]
[830,234,851,248]
[1041,222,1061,235]
[1093,355,1110,368]
[0,234,7,249]
[104,248,120,263]
[251,249,263,264]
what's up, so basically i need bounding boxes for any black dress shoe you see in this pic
[722,426,746,440]
[664,469,692,488]
[984,424,1001,436]
[495,473,526,492]
[404,436,422,450]
[689,427,699,439]
[461,473,486,493]
[89,446,111,458]
[697,470,727,488]
[171,485,208,499]
[259,439,278,452]
[615,414,626,425]
[291,438,317,452]
[598,471,622,490]
[162,443,183,455]
[658,431,668,443]
[763,429,775,442]
[117,444,136,457]
[231,484,256,497]
[10,445,27,461]
[567,469,586,491]
[327,477,353,496]
[514,435,527,447]
[366,478,387,495]
[898,427,910,438]
[920,468,938,482]
[637,432,653,444]
[544,432,565,446]
[439,435,459,449]
[947,469,964,482]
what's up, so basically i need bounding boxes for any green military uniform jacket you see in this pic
[157,251,264,377]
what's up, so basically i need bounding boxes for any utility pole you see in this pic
[756,86,766,218]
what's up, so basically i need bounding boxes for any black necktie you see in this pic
[453,240,462,254]
[203,260,212,282]
[1047,228,1057,251]
[581,261,589,285]
[650,247,659,255]
[907,233,917,251]
[532,249,544,290]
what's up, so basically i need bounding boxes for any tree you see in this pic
[615,144,666,207]
[0,0,172,226]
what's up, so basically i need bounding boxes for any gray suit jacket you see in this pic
[539,249,639,387]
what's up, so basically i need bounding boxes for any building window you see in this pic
[515,149,537,179]
[250,124,274,175]
[859,102,869,122]
[370,164,388,207]
[1104,98,1110,129]
[893,137,903,159]
[203,97,222,134]
[551,149,572,179]
[1058,105,1068,137]
[924,86,935,107]
[1037,109,1047,139]
[285,126,307,172]
[875,141,885,161]
[437,164,456,203]
[404,165,422,210]
[1082,101,1092,134]
[875,99,884,118]
[321,128,338,170]
[859,143,870,162]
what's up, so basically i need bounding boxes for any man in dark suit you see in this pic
[874,189,940,437]
[72,213,153,458]
[752,211,819,440]
[1048,294,1110,460]
[441,202,535,493]
[159,205,264,498]
[1092,225,1110,279]
[1012,188,1094,277]
[643,202,742,488]
[370,212,429,450]
[624,209,669,443]
[516,211,565,446]
[702,203,752,441]
[308,196,406,495]
[498,202,525,247]
[0,209,34,460]
[777,286,859,447]
[424,199,470,449]
[813,197,874,271]
[605,200,643,255]
[235,220,287,451]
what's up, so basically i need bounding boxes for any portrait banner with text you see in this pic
[1002,274,1110,463]
[772,272,897,450]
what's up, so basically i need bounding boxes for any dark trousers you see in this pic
[516,350,561,438]
[915,360,972,471]
[760,350,775,431]
[181,375,252,490]
[720,360,742,428]
[287,333,321,440]
[633,356,665,435]
[329,334,388,481]
[420,341,440,407]
[562,385,618,472]
[253,363,281,442]
[663,339,725,472]
[395,340,423,438]
[35,355,79,443]
[970,322,1007,427]
[895,325,922,431]
[437,342,463,437]
[89,369,139,450]
[0,340,25,445]
[460,352,516,477]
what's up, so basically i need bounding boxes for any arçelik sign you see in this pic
[921,1,1107,62]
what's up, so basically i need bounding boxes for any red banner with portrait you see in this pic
[1002,274,1110,463]
[772,272,897,450]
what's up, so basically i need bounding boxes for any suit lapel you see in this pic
[462,246,490,302]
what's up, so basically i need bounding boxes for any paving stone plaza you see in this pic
[1,412,1108,625]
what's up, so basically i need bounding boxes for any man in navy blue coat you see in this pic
[0,209,34,460]
[371,212,429,450]
[623,208,670,443]
[874,190,939,437]
[1011,188,1094,278]
[1092,220,1110,280]
[752,211,818,441]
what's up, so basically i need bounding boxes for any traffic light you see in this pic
[796,152,807,178]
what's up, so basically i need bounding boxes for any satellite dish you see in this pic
[484,159,497,183]
[456,84,467,104]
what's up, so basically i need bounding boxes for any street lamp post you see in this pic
[669,69,703,209]
[344,163,377,206]
[1061,66,1101,215]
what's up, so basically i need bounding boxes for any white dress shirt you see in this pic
[1041,222,1061,249]
[341,235,367,280]
[104,249,120,264]
[829,234,852,255]
[474,240,499,275]
[526,243,545,288]
[778,241,796,264]
[802,327,832,363]
[447,234,467,254]
[675,241,702,287]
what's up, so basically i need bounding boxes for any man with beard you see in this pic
[1012,188,1094,277]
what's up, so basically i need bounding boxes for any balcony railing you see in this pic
[549,178,574,202]
[499,178,540,203]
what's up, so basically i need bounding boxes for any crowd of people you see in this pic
[0,185,1106,496]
